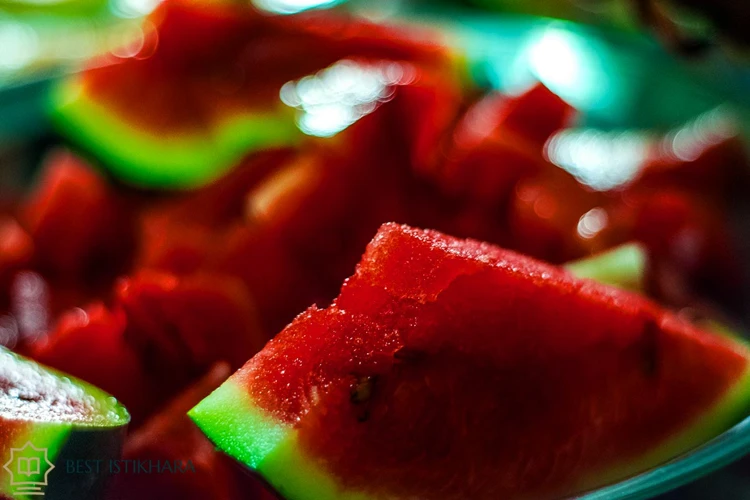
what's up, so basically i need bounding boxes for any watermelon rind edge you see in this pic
[48,76,302,190]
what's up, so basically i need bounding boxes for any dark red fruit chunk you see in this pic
[82,1,452,136]
[116,271,264,374]
[21,150,136,299]
[31,303,155,422]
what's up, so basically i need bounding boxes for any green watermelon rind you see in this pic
[49,77,302,189]
[0,349,130,497]
[3,348,131,429]
[190,360,750,500]
[565,243,647,292]
[190,380,371,500]
[188,380,287,471]
[189,381,369,499]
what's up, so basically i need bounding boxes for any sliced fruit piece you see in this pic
[32,270,265,426]
[565,242,647,292]
[50,0,457,188]
[20,149,136,312]
[192,223,750,500]
[435,83,572,206]
[31,302,155,424]
[116,271,264,373]
[219,70,461,333]
[0,347,129,499]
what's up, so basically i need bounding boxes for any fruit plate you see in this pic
[2,4,750,499]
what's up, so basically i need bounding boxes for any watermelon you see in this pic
[32,270,266,425]
[432,83,572,206]
[19,150,137,318]
[50,0,458,188]
[191,223,750,500]
[0,347,129,499]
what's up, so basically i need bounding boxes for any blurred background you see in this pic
[3,0,750,498]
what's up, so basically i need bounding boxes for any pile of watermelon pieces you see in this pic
[0,0,749,498]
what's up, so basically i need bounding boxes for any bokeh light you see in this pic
[546,128,650,191]
[281,59,416,137]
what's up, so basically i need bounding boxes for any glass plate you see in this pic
[575,415,750,498]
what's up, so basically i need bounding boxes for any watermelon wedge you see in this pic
[0,347,129,499]
[50,1,457,188]
[191,223,750,500]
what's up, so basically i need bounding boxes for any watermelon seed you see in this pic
[350,376,377,405]
[350,376,378,423]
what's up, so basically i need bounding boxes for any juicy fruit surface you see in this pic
[0,348,128,500]
[219,224,750,499]
[0,347,128,427]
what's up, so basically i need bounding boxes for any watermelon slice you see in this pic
[50,0,457,188]
[0,347,129,499]
[191,223,750,500]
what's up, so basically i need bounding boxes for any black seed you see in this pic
[350,375,377,405]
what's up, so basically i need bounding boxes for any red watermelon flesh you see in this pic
[508,164,607,263]
[626,108,749,198]
[432,84,572,206]
[51,0,458,188]
[19,150,137,313]
[30,302,158,424]
[31,269,265,425]
[80,1,452,135]
[116,270,264,374]
[192,223,750,500]
[627,189,745,311]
